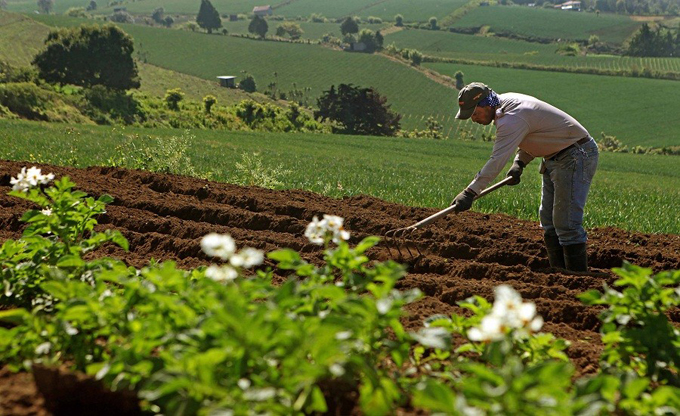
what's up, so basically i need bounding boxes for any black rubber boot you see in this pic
[564,243,588,272]
[544,234,566,269]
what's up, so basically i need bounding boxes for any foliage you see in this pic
[164,88,184,110]
[395,14,403,27]
[196,0,221,34]
[151,7,164,24]
[0,61,38,84]
[234,99,328,133]
[356,28,381,52]
[0,82,77,122]
[627,23,679,57]
[65,7,89,18]
[238,73,256,92]
[555,42,581,56]
[340,16,359,35]
[315,84,401,136]
[399,116,444,139]
[454,70,464,89]
[82,85,144,125]
[37,0,53,14]
[248,15,268,38]
[109,11,134,24]
[428,16,438,30]
[275,22,303,40]
[203,94,217,114]
[86,1,97,11]
[579,263,680,386]
[33,24,140,91]
[231,152,291,188]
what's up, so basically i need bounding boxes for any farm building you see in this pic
[217,76,236,88]
[252,5,272,16]
[556,0,581,10]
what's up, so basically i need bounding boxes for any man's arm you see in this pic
[466,117,529,195]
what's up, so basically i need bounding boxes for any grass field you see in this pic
[1,119,678,234]
[0,11,50,66]
[452,5,642,44]
[385,28,680,74]
[426,62,680,148]
[3,0,273,15]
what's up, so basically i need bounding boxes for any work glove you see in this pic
[450,188,477,213]
[506,160,525,186]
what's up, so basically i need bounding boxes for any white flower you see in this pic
[412,327,451,350]
[304,214,351,245]
[206,265,238,283]
[329,363,345,377]
[35,342,52,355]
[230,247,264,268]
[10,167,54,192]
[243,387,276,401]
[41,208,52,216]
[201,233,236,260]
[304,216,326,245]
[468,314,505,342]
[376,298,393,315]
[335,330,352,340]
[63,321,79,336]
[237,378,251,390]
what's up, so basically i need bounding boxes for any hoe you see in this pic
[384,176,515,260]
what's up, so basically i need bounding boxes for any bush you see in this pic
[164,88,184,110]
[109,11,134,23]
[65,7,90,18]
[0,82,53,120]
[203,94,217,114]
[82,85,144,124]
[238,74,257,92]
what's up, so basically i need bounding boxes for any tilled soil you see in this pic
[1,160,679,415]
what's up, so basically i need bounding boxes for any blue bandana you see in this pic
[477,90,500,108]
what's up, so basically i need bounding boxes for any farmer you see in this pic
[450,82,598,272]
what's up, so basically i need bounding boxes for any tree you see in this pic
[357,29,379,52]
[375,30,384,48]
[429,16,438,30]
[239,74,256,92]
[454,71,465,90]
[86,0,97,11]
[152,7,164,24]
[196,0,222,34]
[315,84,401,136]
[32,24,140,91]
[163,16,174,28]
[110,11,134,23]
[164,88,184,110]
[248,15,268,38]
[340,16,359,36]
[275,22,303,39]
[395,14,403,27]
[203,95,217,114]
[37,0,54,14]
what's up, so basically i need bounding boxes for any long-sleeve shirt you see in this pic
[467,92,590,195]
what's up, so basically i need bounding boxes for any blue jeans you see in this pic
[539,138,598,246]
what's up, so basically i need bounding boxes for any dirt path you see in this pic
[1,161,679,414]
[378,52,459,89]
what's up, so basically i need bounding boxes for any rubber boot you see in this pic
[544,234,565,269]
[564,243,588,272]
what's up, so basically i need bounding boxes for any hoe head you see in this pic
[384,225,423,261]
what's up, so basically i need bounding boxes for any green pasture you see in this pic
[0,11,50,67]
[452,5,642,45]
[3,0,269,15]
[273,0,469,21]
[1,119,678,234]
[386,28,680,74]
[3,0,86,14]
[426,62,680,148]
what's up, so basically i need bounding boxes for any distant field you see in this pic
[1,119,678,234]
[386,28,680,74]
[4,0,272,15]
[4,0,86,14]
[0,11,50,66]
[452,5,642,44]
[426,62,680,148]
[273,0,469,21]
[30,15,461,132]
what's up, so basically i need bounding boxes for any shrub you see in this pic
[164,88,184,110]
[109,11,134,23]
[203,94,217,114]
[82,85,144,124]
[0,82,53,120]
[395,14,403,26]
[238,74,257,92]
[65,7,90,18]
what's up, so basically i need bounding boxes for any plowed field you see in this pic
[1,160,679,415]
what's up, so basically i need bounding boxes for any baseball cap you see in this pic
[455,82,491,120]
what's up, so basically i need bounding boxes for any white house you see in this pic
[252,5,272,16]
[557,0,581,10]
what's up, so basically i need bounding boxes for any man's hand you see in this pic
[451,188,477,212]
[506,160,525,186]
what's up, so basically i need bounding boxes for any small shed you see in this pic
[217,76,236,88]
[253,5,273,16]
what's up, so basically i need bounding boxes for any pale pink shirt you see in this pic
[467,92,589,194]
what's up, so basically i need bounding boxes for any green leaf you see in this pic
[623,378,649,399]
[412,379,456,412]
[57,255,85,268]
[98,194,114,204]
[355,236,380,254]
[0,309,29,325]
[578,289,603,304]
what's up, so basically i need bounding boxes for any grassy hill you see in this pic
[385,28,680,74]
[0,11,275,106]
[1,118,678,234]
[452,5,642,44]
[426,61,680,147]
